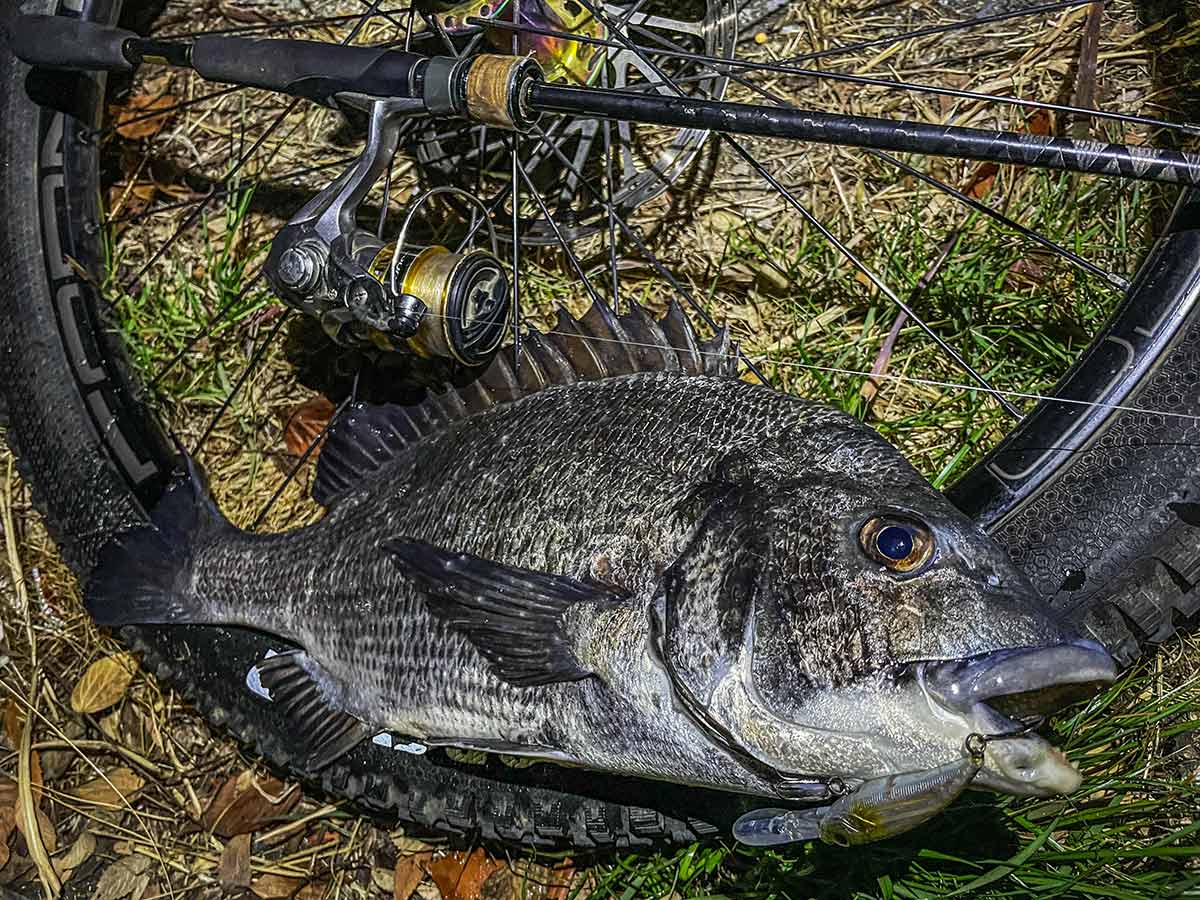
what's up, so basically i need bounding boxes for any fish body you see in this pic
[88,302,1117,829]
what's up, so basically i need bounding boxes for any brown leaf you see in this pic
[24,752,43,805]
[71,767,145,809]
[1009,257,1047,284]
[394,852,433,900]
[964,162,999,200]
[1,700,22,749]
[52,830,97,882]
[479,868,515,900]
[546,860,575,900]
[113,93,177,140]
[428,849,504,900]
[280,396,336,460]
[1026,109,1054,136]
[17,805,57,856]
[71,653,138,714]
[219,833,252,891]
[219,0,275,24]
[91,855,151,900]
[202,772,299,839]
[0,805,13,871]
[250,873,305,899]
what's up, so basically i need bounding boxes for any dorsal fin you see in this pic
[313,300,738,506]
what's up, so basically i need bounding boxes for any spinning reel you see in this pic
[263,59,537,366]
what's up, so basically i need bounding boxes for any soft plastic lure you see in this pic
[733,736,987,847]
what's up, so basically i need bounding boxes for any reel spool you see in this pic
[372,187,511,367]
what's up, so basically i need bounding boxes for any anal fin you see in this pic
[385,539,628,686]
[256,651,373,770]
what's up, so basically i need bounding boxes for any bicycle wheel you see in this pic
[1,0,1198,849]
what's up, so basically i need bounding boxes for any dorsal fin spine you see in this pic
[313,301,739,506]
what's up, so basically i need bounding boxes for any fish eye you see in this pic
[859,517,935,574]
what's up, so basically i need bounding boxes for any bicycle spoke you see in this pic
[733,134,1021,419]
[122,1,390,296]
[781,0,1098,67]
[143,3,386,399]
[580,0,1021,418]
[516,163,606,309]
[527,120,771,386]
[94,86,242,141]
[160,6,412,40]
[110,156,357,226]
[723,70,1129,292]
[455,188,509,251]
[870,151,1127,291]
[150,270,267,389]
[482,17,1199,138]
[511,133,523,370]
[120,99,303,296]
[601,80,620,309]
[251,395,353,531]
[353,0,412,40]
[192,312,291,455]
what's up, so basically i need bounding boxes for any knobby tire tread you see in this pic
[1,0,1198,850]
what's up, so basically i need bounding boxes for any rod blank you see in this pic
[528,82,1200,188]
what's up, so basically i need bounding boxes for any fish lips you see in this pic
[917,639,1118,720]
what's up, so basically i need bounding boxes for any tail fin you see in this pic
[86,461,230,627]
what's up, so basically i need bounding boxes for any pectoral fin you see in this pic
[256,651,374,770]
[385,539,628,686]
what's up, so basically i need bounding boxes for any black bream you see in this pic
[87,302,1116,844]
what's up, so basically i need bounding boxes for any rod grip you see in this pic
[7,14,135,72]
[191,37,425,105]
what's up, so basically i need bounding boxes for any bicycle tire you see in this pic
[1,0,1198,850]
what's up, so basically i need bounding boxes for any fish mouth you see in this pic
[917,639,1118,720]
[911,639,1117,796]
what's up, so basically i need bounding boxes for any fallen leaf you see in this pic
[28,752,43,803]
[218,833,252,891]
[52,830,96,882]
[479,867,515,900]
[71,653,138,714]
[0,805,13,871]
[1,701,22,749]
[1007,256,1048,287]
[391,833,434,855]
[71,767,145,809]
[547,859,575,900]
[91,854,151,900]
[113,93,177,140]
[964,162,999,200]
[106,183,158,223]
[250,873,305,899]
[280,396,336,460]
[428,849,503,900]
[15,804,57,855]
[1026,108,1054,136]
[394,852,433,900]
[372,868,394,894]
[203,772,299,839]
[219,0,274,24]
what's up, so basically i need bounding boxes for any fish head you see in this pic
[663,412,1116,798]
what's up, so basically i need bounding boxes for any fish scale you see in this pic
[86,302,1117,835]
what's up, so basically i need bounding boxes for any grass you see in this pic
[2,0,1199,897]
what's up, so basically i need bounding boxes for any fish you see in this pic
[86,300,1117,844]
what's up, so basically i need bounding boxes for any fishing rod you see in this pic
[11,14,1200,187]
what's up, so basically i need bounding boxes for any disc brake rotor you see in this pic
[412,0,738,245]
